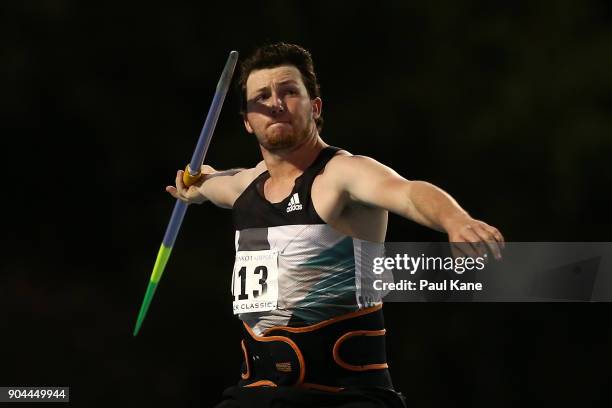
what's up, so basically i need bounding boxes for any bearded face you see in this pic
[243,65,321,151]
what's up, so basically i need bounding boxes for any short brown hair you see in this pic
[238,42,323,132]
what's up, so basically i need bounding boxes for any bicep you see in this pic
[340,156,415,216]
[199,176,239,208]
[200,167,259,209]
[200,161,266,208]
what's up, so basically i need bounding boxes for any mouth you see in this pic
[267,121,291,128]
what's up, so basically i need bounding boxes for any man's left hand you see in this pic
[444,215,505,261]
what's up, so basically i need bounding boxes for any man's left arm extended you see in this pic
[334,155,505,259]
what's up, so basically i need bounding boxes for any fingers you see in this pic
[166,185,188,203]
[490,226,505,249]
[450,242,474,260]
[472,224,503,260]
[449,221,505,262]
[175,170,187,195]
[165,185,186,201]
[165,185,178,197]
[457,227,486,259]
[165,170,190,203]
[201,164,216,174]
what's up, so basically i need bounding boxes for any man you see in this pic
[167,43,504,407]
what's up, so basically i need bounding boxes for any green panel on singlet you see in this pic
[292,237,357,323]
[300,236,355,269]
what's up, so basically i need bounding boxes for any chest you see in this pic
[239,170,387,242]
[262,173,344,223]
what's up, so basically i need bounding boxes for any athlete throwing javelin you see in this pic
[167,43,504,408]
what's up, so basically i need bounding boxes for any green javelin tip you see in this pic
[133,244,173,336]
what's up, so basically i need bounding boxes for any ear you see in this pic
[243,114,254,134]
[311,97,322,120]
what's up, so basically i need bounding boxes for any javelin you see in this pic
[133,50,239,336]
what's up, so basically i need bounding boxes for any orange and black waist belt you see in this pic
[238,304,393,391]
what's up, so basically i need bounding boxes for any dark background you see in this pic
[2,1,612,407]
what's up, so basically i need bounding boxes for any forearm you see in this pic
[206,168,244,178]
[197,167,247,208]
[405,181,470,233]
[336,155,502,250]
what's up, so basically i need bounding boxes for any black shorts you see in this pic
[213,385,407,408]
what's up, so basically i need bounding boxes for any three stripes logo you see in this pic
[286,193,303,213]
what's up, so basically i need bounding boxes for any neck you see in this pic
[260,130,327,181]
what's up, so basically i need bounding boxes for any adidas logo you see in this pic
[286,193,303,213]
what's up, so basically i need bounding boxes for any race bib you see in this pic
[231,250,279,314]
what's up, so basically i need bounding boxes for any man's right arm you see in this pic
[166,161,266,209]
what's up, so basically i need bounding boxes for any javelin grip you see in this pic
[183,164,203,187]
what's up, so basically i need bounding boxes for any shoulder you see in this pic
[322,151,404,192]
[325,151,386,176]
[317,149,368,187]
[232,160,268,191]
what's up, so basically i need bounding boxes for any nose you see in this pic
[269,92,285,114]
